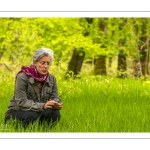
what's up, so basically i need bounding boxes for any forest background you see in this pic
[1,18,150,78]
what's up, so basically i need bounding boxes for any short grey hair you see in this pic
[32,48,54,64]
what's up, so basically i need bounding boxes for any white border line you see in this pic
[0,133,150,139]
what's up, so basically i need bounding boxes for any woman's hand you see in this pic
[44,99,63,109]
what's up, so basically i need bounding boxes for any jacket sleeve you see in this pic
[14,73,45,112]
[50,75,62,103]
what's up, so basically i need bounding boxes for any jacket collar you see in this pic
[28,75,52,86]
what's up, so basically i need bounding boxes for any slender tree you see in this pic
[94,18,108,75]
[67,18,93,77]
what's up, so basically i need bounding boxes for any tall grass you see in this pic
[1,73,150,132]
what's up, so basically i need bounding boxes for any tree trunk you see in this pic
[136,19,150,77]
[138,37,150,77]
[67,48,85,77]
[67,18,93,77]
[117,50,127,78]
[108,56,112,67]
[94,18,108,75]
[140,48,149,76]
[0,52,3,60]
[117,19,127,78]
[94,55,107,75]
[133,60,142,78]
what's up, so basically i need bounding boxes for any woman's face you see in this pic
[34,56,51,75]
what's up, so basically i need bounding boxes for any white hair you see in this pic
[33,48,54,64]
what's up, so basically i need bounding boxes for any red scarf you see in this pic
[17,64,49,91]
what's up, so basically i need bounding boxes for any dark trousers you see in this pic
[5,108,61,128]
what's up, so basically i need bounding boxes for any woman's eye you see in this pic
[40,62,50,66]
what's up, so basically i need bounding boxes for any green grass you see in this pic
[1,73,150,132]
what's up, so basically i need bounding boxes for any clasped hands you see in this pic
[44,99,63,110]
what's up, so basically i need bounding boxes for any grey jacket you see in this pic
[5,72,61,117]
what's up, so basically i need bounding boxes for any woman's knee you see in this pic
[11,110,40,121]
[42,109,61,120]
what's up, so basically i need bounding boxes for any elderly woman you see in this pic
[5,48,63,128]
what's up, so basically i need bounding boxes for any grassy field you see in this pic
[1,73,150,132]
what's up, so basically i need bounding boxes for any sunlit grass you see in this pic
[1,73,150,132]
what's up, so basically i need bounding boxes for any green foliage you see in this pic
[0,18,150,77]
[1,18,150,74]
